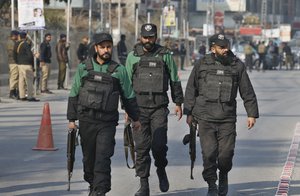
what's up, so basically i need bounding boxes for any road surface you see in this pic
[0,67,300,196]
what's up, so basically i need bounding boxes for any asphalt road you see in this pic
[0,67,300,196]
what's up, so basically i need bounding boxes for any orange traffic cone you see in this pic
[32,102,58,151]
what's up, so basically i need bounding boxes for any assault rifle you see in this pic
[183,121,197,179]
[67,128,78,191]
[124,121,135,169]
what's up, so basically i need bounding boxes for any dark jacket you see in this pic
[7,39,17,64]
[184,51,259,122]
[40,40,52,63]
[13,39,34,66]
[77,43,89,62]
[56,40,69,63]
[117,40,127,59]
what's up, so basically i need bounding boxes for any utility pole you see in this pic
[88,0,92,39]
[261,0,267,29]
[109,0,112,34]
[11,0,14,30]
[180,0,189,67]
[118,0,121,38]
[179,0,187,37]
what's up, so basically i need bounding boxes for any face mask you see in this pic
[143,42,155,51]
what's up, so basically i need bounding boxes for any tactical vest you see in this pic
[197,59,239,103]
[78,58,120,112]
[132,46,169,95]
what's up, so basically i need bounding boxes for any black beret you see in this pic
[140,23,157,37]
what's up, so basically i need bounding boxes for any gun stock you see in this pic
[124,122,135,169]
[67,128,77,191]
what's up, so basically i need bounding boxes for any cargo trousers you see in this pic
[197,119,236,182]
[79,121,116,193]
[133,107,169,178]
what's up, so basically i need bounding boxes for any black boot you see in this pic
[218,172,228,196]
[135,177,149,196]
[14,89,19,99]
[88,185,93,196]
[156,168,169,192]
[90,190,105,196]
[9,90,15,99]
[207,181,218,196]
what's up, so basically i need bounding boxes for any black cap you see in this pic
[209,33,229,47]
[93,33,113,44]
[140,23,157,37]
[11,30,19,36]
[60,34,66,39]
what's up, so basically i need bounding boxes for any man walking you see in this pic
[126,23,184,196]
[117,34,128,65]
[184,33,259,196]
[67,33,141,196]
[77,35,89,63]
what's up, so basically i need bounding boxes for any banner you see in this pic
[196,0,246,12]
[18,0,46,30]
[163,5,176,27]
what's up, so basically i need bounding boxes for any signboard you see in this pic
[196,0,246,12]
[280,25,291,42]
[240,26,262,35]
[203,24,215,36]
[163,5,176,27]
[214,11,224,27]
[18,0,46,30]
[262,28,280,38]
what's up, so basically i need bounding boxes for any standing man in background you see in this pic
[13,31,39,102]
[244,41,254,72]
[184,33,259,196]
[77,36,89,63]
[117,34,128,65]
[56,33,69,90]
[39,33,53,94]
[126,23,184,196]
[257,41,266,71]
[179,40,187,71]
[6,30,19,99]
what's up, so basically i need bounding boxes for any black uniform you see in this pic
[126,43,184,178]
[184,51,259,184]
[67,54,139,194]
